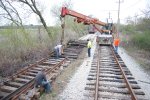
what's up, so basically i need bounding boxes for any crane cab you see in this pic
[96,23,113,46]
[96,32,113,46]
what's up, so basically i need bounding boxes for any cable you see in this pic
[130,11,150,18]
[123,0,143,10]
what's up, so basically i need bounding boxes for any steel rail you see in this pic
[0,40,86,100]
[45,58,66,74]
[1,58,66,100]
[13,58,66,100]
[8,52,54,80]
[110,47,137,100]
[1,52,55,100]
[94,46,100,100]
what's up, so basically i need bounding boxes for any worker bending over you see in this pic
[34,69,52,93]
[54,44,63,59]
[113,37,120,53]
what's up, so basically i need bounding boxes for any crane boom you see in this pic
[61,7,106,26]
[60,7,116,46]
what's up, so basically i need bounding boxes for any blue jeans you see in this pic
[55,48,59,59]
[88,48,91,57]
[42,81,52,93]
[114,46,118,53]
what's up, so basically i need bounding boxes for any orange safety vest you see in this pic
[114,38,120,46]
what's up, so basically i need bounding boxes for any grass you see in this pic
[0,27,55,77]
[120,23,150,52]
[132,31,150,51]
[120,27,150,70]
[0,25,84,77]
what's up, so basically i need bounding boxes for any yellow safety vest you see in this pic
[87,41,92,48]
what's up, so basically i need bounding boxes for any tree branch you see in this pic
[6,0,23,26]
[0,0,24,27]
[18,0,52,37]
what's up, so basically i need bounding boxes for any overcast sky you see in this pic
[29,0,148,26]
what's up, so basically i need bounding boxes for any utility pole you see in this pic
[61,17,65,44]
[117,0,120,37]
[109,12,111,19]
[116,0,124,37]
[107,12,111,23]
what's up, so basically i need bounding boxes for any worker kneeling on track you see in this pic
[34,68,52,93]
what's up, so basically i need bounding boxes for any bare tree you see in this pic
[17,0,52,37]
[0,0,23,26]
[125,16,134,25]
[50,0,73,43]
[51,0,73,22]
[141,1,150,18]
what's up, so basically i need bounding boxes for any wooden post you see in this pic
[61,17,65,44]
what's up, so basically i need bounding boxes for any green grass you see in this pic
[132,31,150,51]
[0,27,53,76]
[0,24,85,77]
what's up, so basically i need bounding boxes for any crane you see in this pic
[60,7,116,45]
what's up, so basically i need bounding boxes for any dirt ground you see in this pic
[124,47,150,70]
[40,48,87,100]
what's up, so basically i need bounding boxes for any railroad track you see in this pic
[85,45,147,100]
[0,40,86,100]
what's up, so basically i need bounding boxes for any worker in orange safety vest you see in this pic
[113,37,120,53]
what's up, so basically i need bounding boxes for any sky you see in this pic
[24,0,148,26]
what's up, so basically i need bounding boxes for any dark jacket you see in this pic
[35,71,47,87]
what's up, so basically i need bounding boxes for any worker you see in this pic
[87,39,92,57]
[54,44,63,59]
[113,37,120,53]
[34,69,52,93]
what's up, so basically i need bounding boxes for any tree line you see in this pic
[120,3,150,51]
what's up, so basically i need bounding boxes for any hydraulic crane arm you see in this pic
[61,7,106,26]
[60,7,117,45]
[93,25,110,33]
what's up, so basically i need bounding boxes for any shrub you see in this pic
[132,31,150,51]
